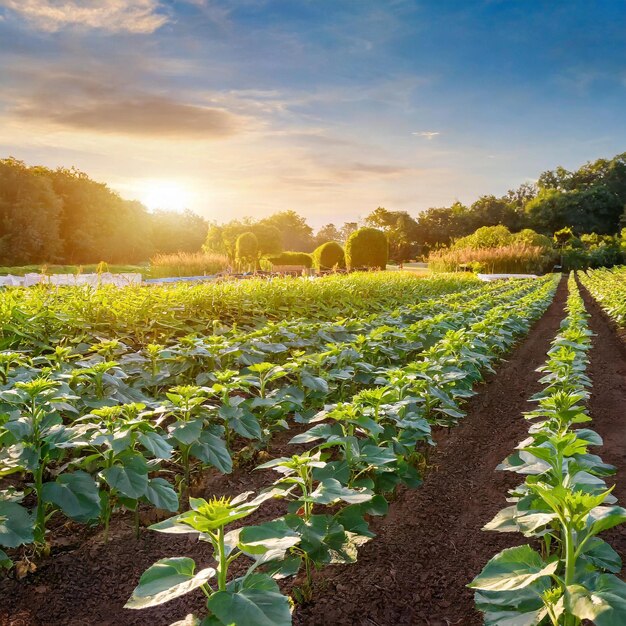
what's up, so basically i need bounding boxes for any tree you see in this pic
[0,158,62,264]
[150,210,209,255]
[313,223,342,248]
[340,222,358,242]
[364,207,420,263]
[235,232,258,271]
[345,227,388,270]
[260,210,314,251]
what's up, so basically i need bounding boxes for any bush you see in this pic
[235,232,259,271]
[312,241,345,271]
[345,228,388,270]
[150,252,229,278]
[265,251,313,268]
[453,225,513,250]
[428,243,556,274]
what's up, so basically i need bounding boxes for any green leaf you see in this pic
[468,545,558,592]
[138,431,173,459]
[579,537,622,573]
[144,478,179,512]
[190,430,232,474]
[565,574,626,625]
[125,557,215,609]
[42,471,101,523]
[308,478,373,505]
[170,419,203,445]
[101,461,149,499]
[0,548,12,569]
[207,574,292,626]
[586,506,626,538]
[0,500,34,548]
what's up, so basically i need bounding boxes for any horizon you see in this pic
[1,1,626,228]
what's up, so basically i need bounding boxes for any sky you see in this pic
[1,0,626,229]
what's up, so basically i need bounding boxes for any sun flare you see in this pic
[140,180,193,213]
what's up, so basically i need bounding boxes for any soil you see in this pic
[2,276,626,626]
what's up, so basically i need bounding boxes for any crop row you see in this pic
[578,266,626,326]
[118,276,559,625]
[470,273,626,625]
[0,278,551,569]
[0,272,479,348]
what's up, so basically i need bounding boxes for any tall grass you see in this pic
[428,243,555,274]
[150,252,229,278]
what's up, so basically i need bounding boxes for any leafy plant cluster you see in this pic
[470,273,626,625]
[0,277,544,569]
[578,266,626,327]
[121,276,559,624]
[0,272,478,349]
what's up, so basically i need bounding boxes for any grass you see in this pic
[149,251,230,278]
[0,263,150,277]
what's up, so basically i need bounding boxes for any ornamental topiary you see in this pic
[265,251,313,268]
[345,227,388,270]
[312,241,345,271]
[235,231,258,270]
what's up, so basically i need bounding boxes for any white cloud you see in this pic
[0,0,169,33]
[412,131,440,140]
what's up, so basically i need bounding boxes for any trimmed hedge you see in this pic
[235,231,258,268]
[345,227,388,270]
[312,241,345,271]
[266,251,313,268]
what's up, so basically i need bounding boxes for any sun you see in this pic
[140,180,193,213]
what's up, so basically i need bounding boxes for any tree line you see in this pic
[2,152,626,266]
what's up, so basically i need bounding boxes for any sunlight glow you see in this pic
[139,180,194,213]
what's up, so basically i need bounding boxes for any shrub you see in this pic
[428,243,555,274]
[312,241,345,271]
[235,232,259,271]
[452,225,513,250]
[150,252,229,278]
[265,251,313,268]
[345,228,388,270]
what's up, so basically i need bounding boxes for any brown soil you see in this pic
[578,284,626,562]
[3,276,626,626]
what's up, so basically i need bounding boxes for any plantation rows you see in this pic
[578,266,626,327]
[471,273,626,625]
[4,269,626,625]
[0,272,559,624]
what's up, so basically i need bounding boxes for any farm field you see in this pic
[1,270,626,625]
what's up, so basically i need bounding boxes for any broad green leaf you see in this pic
[138,431,173,459]
[0,500,34,548]
[468,545,558,592]
[101,462,149,499]
[207,574,291,626]
[190,430,232,474]
[565,574,626,625]
[125,557,215,609]
[144,478,179,512]
[586,506,626,538]
[42,471,101,522]
[308,478,373,505]
[579,537,622,573]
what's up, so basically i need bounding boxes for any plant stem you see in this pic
[217,526,227,591]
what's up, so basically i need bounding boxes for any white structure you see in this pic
[0,273,143,288]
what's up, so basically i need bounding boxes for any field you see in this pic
[1,269,626,625]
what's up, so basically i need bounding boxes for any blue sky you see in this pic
[1,0,625,227]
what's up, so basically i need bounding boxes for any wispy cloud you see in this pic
[15,95,246,138]
[412,131,440,139]
[0,0,169,33]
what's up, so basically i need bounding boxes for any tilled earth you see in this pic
[2,276,626,626]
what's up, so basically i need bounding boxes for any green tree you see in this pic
[345,227,388,270]
[0,158,62,264]
[235,232,258,271]
[260,210,314,251]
